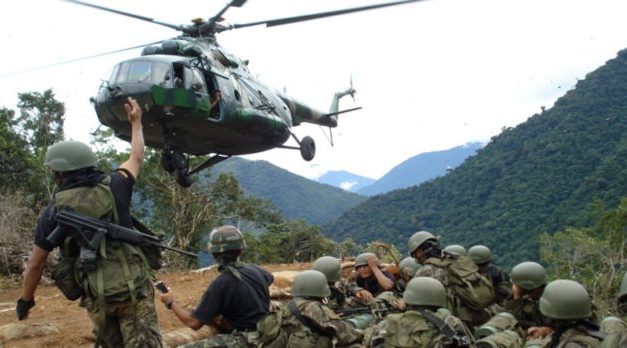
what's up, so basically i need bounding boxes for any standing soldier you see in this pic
[159,225,274,347]
[353,252,396,303]
[17,97,163,347]
[369,277,473,347]
[525,279,603,347]
[257,270,364,348]
[468,245,512,305]
[408,231,495,327]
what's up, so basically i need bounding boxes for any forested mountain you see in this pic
[325,49,627,267]
[203,157,368,225]
[316,170,375,192]
[357,142,484,196]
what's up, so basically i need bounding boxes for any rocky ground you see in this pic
[0,263,312,347]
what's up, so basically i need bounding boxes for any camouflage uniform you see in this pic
[600,317,627,348]
[177,333,250,348]
[84,278,162,348]
[502,294,544,330]
[329,278,365,310]
[261,298,364,348]
[524,326,603,348]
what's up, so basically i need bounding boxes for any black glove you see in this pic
[16,298,35,320]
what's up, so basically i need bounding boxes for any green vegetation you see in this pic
[326,49,627,268]
[206,157,368,225]
[540,199,626,316]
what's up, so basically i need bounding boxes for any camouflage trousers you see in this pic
[84,286,163,348]
[178,332,256,348]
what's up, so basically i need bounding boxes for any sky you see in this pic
[1,0,627,180]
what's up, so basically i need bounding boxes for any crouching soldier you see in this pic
[369,277,473,348]
[257,270,364,348]
[313,256,363,310]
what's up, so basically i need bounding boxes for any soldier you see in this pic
[257,270,364,347]
[18,98,163,347]
[600,272,627,348]
[353,252,396,303]
[369,277,473,347]
[525,279,603,347]
[505,261,547,330]
[395,257,421,293]
[409,231,495,327]
[312,256,362,310]
[443,244,467,256]
[159,226,274,347]
[468,245,512,305]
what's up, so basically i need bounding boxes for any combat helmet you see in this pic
[468,245,491,264]
[399,257,421,278]
[44,140,97,172]
[511,262,546,290]
[313,256,341,283]
[208,225,246,254]
[403,277,447,307]
[292,270,331,298]
[407,231,437,255]
[444,244,467,256]
[354,252,378,268]
[539,279,592,320]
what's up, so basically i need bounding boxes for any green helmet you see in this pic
[399,257,421,278]
[403,277,447,307]
[292,270,331,298]
[511,262,546,290]
[207,225,246,253]
[444,244,467,256]
[619,272,627,303]
[355,252,378,268]
[312,256,341,283]
[407,231,437,255]
[539,279,592,320]
[468,245,491,264]
[44,140,97,172]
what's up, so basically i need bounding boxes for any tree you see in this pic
[540,198,627,316]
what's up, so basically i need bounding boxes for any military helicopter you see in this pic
[66,0,421,187]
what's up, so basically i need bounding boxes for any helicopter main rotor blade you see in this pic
[204,0,248,31]
[228,0,423,30]
[63,0,185,32]
[0,41,162,79]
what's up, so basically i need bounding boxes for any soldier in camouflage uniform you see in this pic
[257,270,364,347]
[504,261,547,331]
[394,257,421,294]
[524,279,603,348]
[468,245,512,305]
[18,98,164,348]
[409,231,495,327]
[312,256,363,310]
[600,272,627,348]
[369,277,473,347]
[160,226,274,348]
[353,253,396,303]
[443,245,467,256]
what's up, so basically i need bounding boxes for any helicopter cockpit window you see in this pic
[110,61,170,85]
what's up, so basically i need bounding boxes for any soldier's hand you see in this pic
[512,283,522,300]
[392,299,406,311]
[366,255,378,270]
[356,289,374,303]
[16,298,35,320]
[124,97,142,124]
[526,326,554,339]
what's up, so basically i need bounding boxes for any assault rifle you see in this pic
[419,309,472,348]
[336,305,401,317]
[47,209,197,258]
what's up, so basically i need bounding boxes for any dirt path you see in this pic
[0,263,311,347]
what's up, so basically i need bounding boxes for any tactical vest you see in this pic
[51,174,151,303]
[257,301,333,348]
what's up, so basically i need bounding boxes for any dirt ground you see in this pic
[0,263,312,347]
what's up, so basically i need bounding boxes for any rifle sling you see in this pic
[287,301,332,337]
[419,309,456,338]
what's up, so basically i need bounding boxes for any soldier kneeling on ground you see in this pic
[368,277,474,348]
[257,270,364,348]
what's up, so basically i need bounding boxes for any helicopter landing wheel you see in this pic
[175,169,193,188]
[300,136,316,161]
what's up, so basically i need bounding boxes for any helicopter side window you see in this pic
[186,68,208,95]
